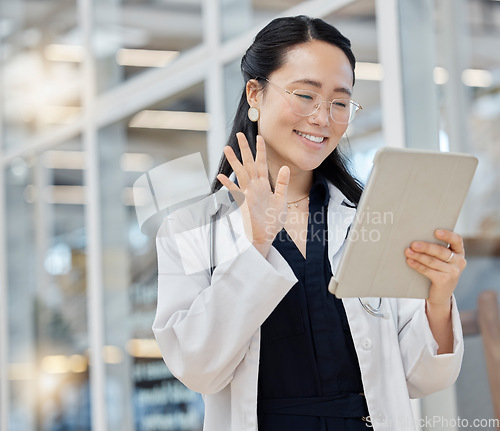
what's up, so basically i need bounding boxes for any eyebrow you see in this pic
[290,78,352,97]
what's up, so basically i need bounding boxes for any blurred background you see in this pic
[1,0,499,430]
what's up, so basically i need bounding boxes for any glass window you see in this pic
[3,0,499,429]
[1,0,81,152]
[324,1,383,184]
[435,0,500,425]
[7,137,90,431]
[98,82,207,430]
[94,0,203,94]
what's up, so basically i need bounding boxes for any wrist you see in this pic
[252,240,272,258]
[426,297,452,314]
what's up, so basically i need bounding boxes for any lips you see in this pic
[294,130,327,144]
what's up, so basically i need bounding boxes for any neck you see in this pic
[267,158,313,202]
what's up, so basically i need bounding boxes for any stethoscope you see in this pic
[209,212,217,276]
[209,197,237,277]
[358,297,389,319]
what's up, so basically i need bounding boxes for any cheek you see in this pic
[258,107,296,139]
[260,96,296,125]
[325,125,348,153]
[331,123,348,139]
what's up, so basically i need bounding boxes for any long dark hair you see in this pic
[210,15,363,205]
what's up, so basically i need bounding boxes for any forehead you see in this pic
[272,40,354,91]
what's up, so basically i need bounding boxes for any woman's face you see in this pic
[247,40,354,178]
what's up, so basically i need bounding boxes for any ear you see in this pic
[246,79,262,107]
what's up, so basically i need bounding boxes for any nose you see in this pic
[308,101,330,126]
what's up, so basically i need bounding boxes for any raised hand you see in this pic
[216,133,290,257]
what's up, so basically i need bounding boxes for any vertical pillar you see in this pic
[4,161,36,431]
[0,104,8,431]
[0,0,24,426]
[0,2,8,425]
[398,0,440,150]
[436,0,473,235]
[376,0,440,150]
[99,124,133,431]
[203,0,253,180]
[79,0,108,430]
[376,0,455,425]
[203,0,225,180]
[221,0,252,143]
[437,0,470,153]
[375,0,405,149]
[93,0,134,428]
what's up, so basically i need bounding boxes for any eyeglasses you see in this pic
[264,78,362,125]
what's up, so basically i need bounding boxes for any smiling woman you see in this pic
[246,41,353,179]
[153,15,465,431]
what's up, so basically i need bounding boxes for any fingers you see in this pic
[406,257,444,278]
[406,253,464,292]
[405,247,452,273]
[223,133,263,187]
[435,229,465,254]
[407,241,453,265]
[274,165,290,201]
[407,229,465,261]
[405,230,467,275]
[216,173,240,193]
[236,132,257,178]
[223,145,249,188]
[255,135,268,178]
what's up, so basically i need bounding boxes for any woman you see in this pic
[153,15,464,431]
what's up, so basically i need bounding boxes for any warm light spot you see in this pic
[68,355,88,373]
[126,338,162,358]
[41,355,69,374]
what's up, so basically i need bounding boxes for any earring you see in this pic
[248,107,260,122]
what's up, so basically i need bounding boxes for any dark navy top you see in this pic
[257,174,369,431]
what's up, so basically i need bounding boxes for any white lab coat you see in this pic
[153,182,464,431]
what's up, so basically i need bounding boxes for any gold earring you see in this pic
[248,107,260,122]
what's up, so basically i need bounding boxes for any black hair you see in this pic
[210,15,363,205]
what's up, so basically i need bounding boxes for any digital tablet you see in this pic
[328,147,478,299]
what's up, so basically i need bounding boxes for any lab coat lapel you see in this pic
[326,183,357,264]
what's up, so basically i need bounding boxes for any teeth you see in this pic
[296,131,325,143]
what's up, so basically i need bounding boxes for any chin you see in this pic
[294,156,327,173]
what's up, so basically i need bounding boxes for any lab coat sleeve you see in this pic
[396,295,464,398]
[152,215,297,395]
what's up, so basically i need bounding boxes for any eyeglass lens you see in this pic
[290,89,358,124]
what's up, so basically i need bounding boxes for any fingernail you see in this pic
[436,229,445,236]
[413,242,422,250]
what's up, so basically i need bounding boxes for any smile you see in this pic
[294,130,326,144]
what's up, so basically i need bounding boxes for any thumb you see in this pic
[274,165,290,202]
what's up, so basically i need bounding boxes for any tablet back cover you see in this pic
[329,147,478,299]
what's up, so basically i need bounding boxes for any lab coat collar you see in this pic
[326,182,357,258]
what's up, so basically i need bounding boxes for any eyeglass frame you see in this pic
[259,77,362,125]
